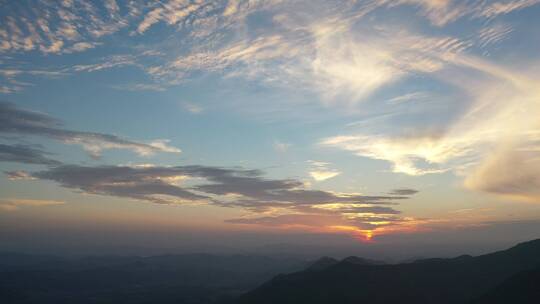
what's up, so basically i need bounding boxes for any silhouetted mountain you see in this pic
[341,256,385,265]
[236,239,540,304]
[412,254,473,264]
[472,265,540,304]
[0,253,306,304]
[306,257,339,271]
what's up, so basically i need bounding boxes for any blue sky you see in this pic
[1,0,540,255]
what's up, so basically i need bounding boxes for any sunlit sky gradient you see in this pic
[1,0,540,258]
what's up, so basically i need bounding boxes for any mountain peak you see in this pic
[307,256,338,271]
[509,238,540,251]
[341,256,384,265]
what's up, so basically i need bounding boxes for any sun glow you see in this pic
[328,225,375,242]
[363,230,374,242]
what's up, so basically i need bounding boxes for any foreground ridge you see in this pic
[235,239,540,304]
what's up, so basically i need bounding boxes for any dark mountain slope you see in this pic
[0,253,306,304]
[236,239,540,304]
[472,265,540,304]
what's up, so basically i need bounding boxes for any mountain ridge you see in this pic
[235,238,540,304]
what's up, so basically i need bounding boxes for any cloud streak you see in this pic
[27,163,416,231]
[0,198,65,211]
[0,143,61,165]
[0,102,180,158]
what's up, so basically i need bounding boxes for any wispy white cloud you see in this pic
[322,51,540,200]
[72,54,139,72]
[3,0,536,98]
[136,0,212,35]
[273,140,291,153]
[1,0,536,58]
[381,0,470,27]
[143,15,473,104]
[0,1,141,54]
[478,0,540,18]
[464,145,540,202]
[320,135,455,176]
[182,102,204,114]
[477,23,514,48]
[0,67,67,94]
[386,92,431,104]
[308,160,341,181]
[64,41,102,53]
[310,170,341,182]
[379,0,540,26]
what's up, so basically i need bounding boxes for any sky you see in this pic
[1,0,540,258]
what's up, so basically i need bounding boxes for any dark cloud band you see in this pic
[0,143,61,165]
[0,102,180,158]
[28,164,418,230]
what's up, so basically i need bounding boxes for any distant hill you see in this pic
[0,253,306,304]
[305,257,339,272]
[341,256,385,265]
[236,239,540,304]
